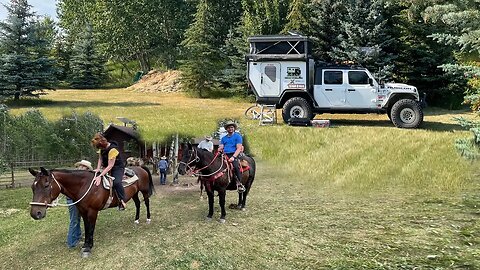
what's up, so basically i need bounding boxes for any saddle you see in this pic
[101,169,139,190]
[201,156,250,186]
[225,156,251,180]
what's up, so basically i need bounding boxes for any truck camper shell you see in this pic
[246,35,312,61]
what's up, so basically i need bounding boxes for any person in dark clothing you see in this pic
[91,133,127,210]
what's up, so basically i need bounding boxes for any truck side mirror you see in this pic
[368,78,374,86]
[379,79,385,87]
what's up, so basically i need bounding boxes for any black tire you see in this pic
[282,97,313,123]
[390,99,423,128]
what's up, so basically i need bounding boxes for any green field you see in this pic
[1,89,479,269]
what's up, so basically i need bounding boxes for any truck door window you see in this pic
[348,71,369,84]
[265,66,277,82]
[324,71,343,84]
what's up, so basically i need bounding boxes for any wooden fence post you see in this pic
[10,162,15,188]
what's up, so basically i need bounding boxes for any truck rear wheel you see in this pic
[282,97,313,123]
[390,99,423,128]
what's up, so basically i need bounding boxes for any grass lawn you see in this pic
[1,88,479,269]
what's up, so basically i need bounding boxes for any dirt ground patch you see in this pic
[127,70,182,93]
[153,173,201,197]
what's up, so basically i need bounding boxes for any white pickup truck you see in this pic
[246,35,424,128]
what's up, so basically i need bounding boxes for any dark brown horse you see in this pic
[29,166,154,257]
[178,144,256,223]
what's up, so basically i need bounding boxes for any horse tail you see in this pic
[141,165,155,197]
[246,155,256,180]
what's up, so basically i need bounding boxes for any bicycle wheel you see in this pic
[244,105,261,120]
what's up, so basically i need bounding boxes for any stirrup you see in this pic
[237,183,245,193]
[118,201,127,211]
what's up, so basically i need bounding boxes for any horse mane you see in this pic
[196,148,219,162]
[51,169,95,176]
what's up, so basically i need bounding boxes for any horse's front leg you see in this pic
[206,189,214,221]
[237,193,243,209]
[81,210,98,258]
[218,189,226,223]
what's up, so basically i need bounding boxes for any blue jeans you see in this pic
[226,153,242,183]
[159,169,167,185]
[66,197,81,248]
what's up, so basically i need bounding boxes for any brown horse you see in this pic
[178,144,256,223]
[29,166,154,257]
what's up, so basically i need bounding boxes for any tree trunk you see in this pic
[137,52,150,73]
[15,85,21,100]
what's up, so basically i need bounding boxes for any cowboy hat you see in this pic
[205,135,213,140]
[223,120,237,129]
[161,156,167,160]
[74,160,93,170]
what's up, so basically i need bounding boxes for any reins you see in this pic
[181,148,226,177]
[30,171,98,208]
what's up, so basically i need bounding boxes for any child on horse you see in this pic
[91,133,127,210]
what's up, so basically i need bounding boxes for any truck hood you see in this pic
[384,83,417,92]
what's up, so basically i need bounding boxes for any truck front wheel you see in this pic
[282,97,313,123]
[390,99,423,128]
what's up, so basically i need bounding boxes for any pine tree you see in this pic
[283,0,311,34]
[180,0,241,97]
[180,0,220,97]
[423,1,480,158]
[53,34,73,82]
[308,0,347,61]
[218,0,291,95]
[68,26,106,89]
[0,0,57,100]
[392,0,466,108]
[328,0,395,77]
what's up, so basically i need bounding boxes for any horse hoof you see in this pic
[236,205,242,210]
[80,248,91,258]
[205,217,213,222]
[134,220,140,224]
[219,219,226,224]
[241,207,246,211]
[146,218,151,224]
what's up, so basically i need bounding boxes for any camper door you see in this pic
[259,63,281,96]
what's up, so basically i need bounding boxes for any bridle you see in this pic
[29,171,98,208]
[179,147,226,177]
[179,147,200,173]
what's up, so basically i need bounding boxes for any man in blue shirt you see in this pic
[218,120,245,193]
[158,156,168,185]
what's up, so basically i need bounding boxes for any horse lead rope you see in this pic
[29,172,98,208]
[180,148,226,177]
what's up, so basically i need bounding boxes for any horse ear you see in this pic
[40,167,49,175]
[28,168,38,177]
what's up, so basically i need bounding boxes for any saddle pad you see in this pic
[102,174,139,189]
